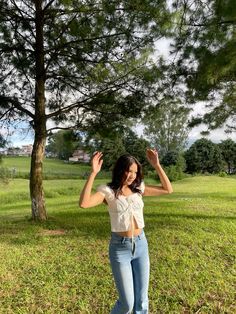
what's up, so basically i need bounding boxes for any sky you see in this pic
[135,122,236,147]
[2,39,235,148]
[4,113,236,148]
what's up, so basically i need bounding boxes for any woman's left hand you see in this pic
[146,148,160,168]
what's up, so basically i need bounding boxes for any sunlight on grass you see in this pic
[0,176,235,313]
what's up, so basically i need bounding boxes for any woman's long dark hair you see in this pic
[108,154,143,197]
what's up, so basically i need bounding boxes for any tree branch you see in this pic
[181,19,236,27]
[46,65,138,119]
[44,31,128,54]
[43,0,57,12]
[0,96,35,119]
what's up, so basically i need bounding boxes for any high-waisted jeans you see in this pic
[109,230,150,314]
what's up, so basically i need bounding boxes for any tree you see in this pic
[171,0,236,133]
[218,139,236,174]
[0,133,6,164]
[0,134,6,149]
[185,138,224,174]
[0,0,171,220]
[46,130,80,160]
[85,126,151,171]
[143,98,190,156]
[122,128,151,169]
[159,150,186,181]
[0,134,8,182]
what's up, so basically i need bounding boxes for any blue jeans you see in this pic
[109,230,150,314]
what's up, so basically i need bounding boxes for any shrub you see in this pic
[218,171,227,178]
[0,167,11,184]
[164,165,186,181]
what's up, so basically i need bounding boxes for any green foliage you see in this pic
[218,138,236,174]
[171,0,236,132]
[161,150,185,168]
[160,150,186,181]
[0,167,11,184]
[96,136,126,170]
[185,138,224,174]
[46,130,81,160]
[0,0,171,129]
[85,127,151,170]
[0,134,7,148]
[144,100,190,155]
[0,135,8,182]
[218,171,227,177]
[163,164,186,181]
[122,128,151,169]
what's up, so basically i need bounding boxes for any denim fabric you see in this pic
[109,231,150,314]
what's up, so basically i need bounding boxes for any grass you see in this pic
[0,175,235,313]
[1,156,97,179]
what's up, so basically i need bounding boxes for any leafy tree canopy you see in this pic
[46,130,81,160]
[184,138,224,174]
[143,97,190,155]
[85,126,150,171]
[0,0,170,131]
[171,0,236,132]
[0,134,7,148]
[218,138,236,173]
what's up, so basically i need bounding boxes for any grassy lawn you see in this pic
[1,156,94,179]
[0,175,235,313]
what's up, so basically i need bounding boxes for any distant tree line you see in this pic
[185,138,236,175]
[45,129,236,180]
[0,134,10,183]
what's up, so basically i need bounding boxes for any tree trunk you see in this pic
[30,0,47,220]
[30,130,47,220]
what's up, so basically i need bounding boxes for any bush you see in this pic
[146,170,158,180]
[164,165,187,181]
[146,166,186,182]
[0,167,11,184]
[218,171,227,178]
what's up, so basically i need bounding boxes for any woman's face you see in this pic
[123,162,138,186]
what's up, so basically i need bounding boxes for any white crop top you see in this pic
[96,182,145,232]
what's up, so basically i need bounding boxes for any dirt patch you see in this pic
[40,229,66,236]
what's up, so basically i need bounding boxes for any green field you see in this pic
[1,156,107,179]
[0,158,235,313]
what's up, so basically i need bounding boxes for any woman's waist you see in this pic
[111,228,145,241]
[115,228,143,238]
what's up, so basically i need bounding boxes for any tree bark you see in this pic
[30,129,47,220]
[30,0,47,220]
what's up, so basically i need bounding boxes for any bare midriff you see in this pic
[116,218,142,238]
[117,228,142,238]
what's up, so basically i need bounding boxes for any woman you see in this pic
[79,149,173,314]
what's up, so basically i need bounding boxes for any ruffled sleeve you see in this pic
[96,184,107,197]
[139,181,145,194]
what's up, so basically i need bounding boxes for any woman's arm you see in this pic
[79,151,105,208]
[143,148,173,196]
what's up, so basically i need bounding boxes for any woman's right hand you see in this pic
[91,151,103,174]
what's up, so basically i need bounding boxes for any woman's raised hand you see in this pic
[146,148,160,168]
[91,151,103,174]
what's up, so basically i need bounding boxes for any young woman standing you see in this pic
[79,149,173,314]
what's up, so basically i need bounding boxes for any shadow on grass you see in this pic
[45,209,111,238]
[0,206,235,246]
[0,208,110,246]
[145,212,236,220]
